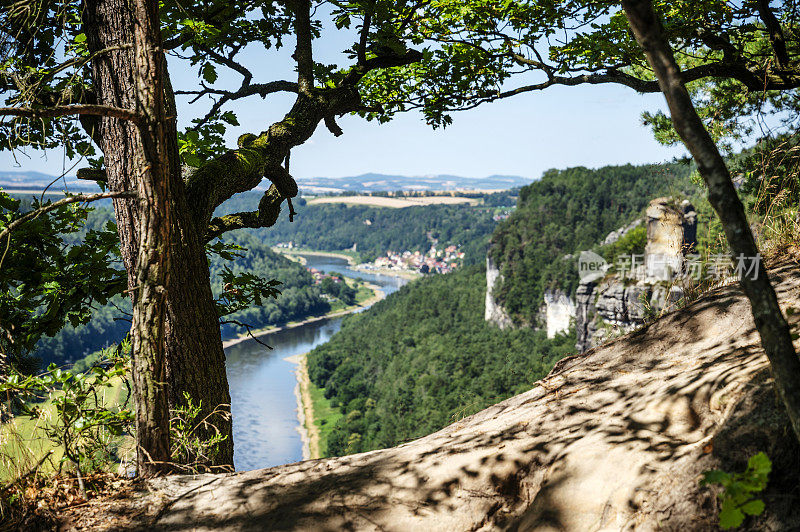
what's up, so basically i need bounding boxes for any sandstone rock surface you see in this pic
[542,289,575,338]
[68,261,800,531]
[485,255,513,329]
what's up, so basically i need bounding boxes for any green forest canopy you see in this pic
[307,265,575,457]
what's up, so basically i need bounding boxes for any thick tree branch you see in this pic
[292,0,314,94]
[622,0,800,444]
[76,168,108,181]
[205,185,284,241]
[324,115,343,136]
[756,0,791,69]
[0,104,140,122]
[185,85,360,231]
[693,27,741,64]
[182,16,422,235]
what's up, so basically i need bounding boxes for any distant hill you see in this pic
[0,171,99,193]
[1,170,530,194]
[295,173,531,193]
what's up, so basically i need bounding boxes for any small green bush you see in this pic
[0,346,133,476]
[701,452,771,529]
[602,225,647,266]
[169,392,231,473]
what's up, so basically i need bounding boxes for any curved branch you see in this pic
[201,47,253,85]
[490,59,800,101]
[185,85,360,230]
[183,81,299,128]
[205,186,284,241]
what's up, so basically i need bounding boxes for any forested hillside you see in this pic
[305,162,708,456]
[28,188,517,368]
[32,205,330,367]
[490,162,696,325]
[307,266,575,456]
[217,191,517,264]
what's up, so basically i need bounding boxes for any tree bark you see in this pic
[129,0,172,475]
[622,0,800,443]
[83,0,234,469]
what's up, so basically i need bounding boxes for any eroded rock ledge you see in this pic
[68,261,800,531]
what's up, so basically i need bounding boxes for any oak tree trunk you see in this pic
[129,0,173,475]
[622,0,800,443]
[83,0,234,469]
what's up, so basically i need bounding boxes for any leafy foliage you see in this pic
[208,240,283,317]
[0,191,125,370]
[307,265,575,456]
[366,0,800,145]
[0,345,133,474]
[169,392,232,473]
[601,225,647,266]
[207,230,331,340]
[702,452,772,529]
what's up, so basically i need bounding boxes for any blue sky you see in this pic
[0,76,686,182]
[0,14,689,182]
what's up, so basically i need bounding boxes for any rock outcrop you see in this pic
[644,197,697,280]
[575,279,684,352]
[484,255,513,329]
[485,198,698,348]
[542,289,575,338]
[602,217,643,246]
[575,197,698,352]
[485,260,575,337]
[70,260,800,531]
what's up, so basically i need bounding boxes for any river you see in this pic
[225,254,408,471]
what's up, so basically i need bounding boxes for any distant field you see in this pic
[305,195,480,208]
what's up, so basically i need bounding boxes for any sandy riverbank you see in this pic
[352,266,421,280]
[274,248,423,281]
[222,283,384,348]
[272,248,357,266]
[286,353,319,459]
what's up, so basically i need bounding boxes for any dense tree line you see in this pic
[318,275,357,306]
[490,162,696,325]
[307,266,575,456]
[217,192,516,264]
